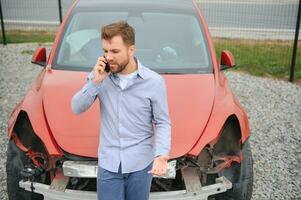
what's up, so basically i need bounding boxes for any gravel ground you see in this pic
[0,43,300,200]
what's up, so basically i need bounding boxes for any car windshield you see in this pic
[54,10,211,74]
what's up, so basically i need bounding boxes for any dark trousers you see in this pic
[97,162,153,200]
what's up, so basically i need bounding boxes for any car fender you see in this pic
[8,70,61,156]
[188,73,250,156]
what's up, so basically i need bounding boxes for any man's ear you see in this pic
[128,45,136,56]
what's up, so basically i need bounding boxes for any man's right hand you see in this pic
[92,56,108,85]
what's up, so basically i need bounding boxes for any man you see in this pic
[71,21,171,200]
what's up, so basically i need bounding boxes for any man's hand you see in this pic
[148,155,169,176]
[92,56,109,85]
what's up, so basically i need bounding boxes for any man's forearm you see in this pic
[154,122,171,157]
[71,81,101,114]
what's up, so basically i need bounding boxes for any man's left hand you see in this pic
[148,155,169,176]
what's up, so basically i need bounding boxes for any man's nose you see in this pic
[105,53,113,61]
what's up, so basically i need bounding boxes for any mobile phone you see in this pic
[103,56,110,73]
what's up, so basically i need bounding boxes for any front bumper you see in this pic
[19,176,232,200]
[62,160,177,179]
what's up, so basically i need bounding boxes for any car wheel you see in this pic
[6,140,44,200]
[214,139,253,200]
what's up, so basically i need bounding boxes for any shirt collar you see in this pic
[136,58,145,79]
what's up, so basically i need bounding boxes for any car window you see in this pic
[55,11,211,73]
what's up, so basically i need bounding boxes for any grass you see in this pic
[1,30,300,81]
[214,38,301,81]
[0,30,56,43]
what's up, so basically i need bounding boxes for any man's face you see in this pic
[102,35,135,74]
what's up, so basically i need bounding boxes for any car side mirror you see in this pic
[32,47,46,67]
[220,50,235,70]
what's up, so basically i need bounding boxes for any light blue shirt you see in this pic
[71,59,171,173]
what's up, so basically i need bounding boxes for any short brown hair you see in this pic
[101,21,135,46]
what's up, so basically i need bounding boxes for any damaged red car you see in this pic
[6,0,253,199]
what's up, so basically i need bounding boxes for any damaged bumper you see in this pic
[19,176,232,200]
[19,161,232,200]
[62,160,177,179]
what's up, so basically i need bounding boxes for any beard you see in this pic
[110,56,130,74]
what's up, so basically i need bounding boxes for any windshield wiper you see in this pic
[159,71,185,74]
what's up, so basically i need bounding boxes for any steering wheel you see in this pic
[155,42,185,63]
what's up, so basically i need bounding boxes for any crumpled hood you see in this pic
[42,70,215,158]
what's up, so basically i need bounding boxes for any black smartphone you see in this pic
[103,56,110,73]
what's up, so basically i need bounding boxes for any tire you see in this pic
[215,139,253,200]
[6,140,44,200]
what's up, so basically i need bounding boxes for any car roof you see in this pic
[74,0,196,13]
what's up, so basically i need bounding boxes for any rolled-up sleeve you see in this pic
[152,77,171,157]
[71,72,102,114]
